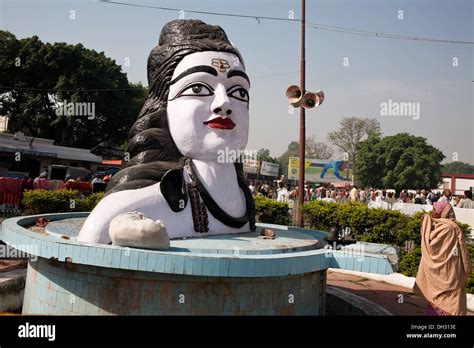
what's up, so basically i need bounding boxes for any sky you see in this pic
[0,0,472,163]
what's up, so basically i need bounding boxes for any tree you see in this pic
[442,161,474,174]
[305,135,333,159]
[0,31,147,148]
[277,136,332,178]
[354,133,445,191]
[256,148,275,163]
[327,117,381,163]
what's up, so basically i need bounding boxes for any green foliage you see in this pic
[0,30,147,148]
[303,201,471,247]
[442,161,474,174]
[398,247,421,277]
[73,192,105,212]
[22,189,104,214]
[254,195,290,225]
[277,141,300,178]
[354,133,445,192]
[302,201,415,247]
[468,244,474,294]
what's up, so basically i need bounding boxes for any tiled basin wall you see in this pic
[23,258,326,315]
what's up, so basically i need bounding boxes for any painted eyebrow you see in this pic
[227,69,250,86]
[170,66,218,85]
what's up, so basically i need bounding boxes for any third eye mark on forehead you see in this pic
[170,65,250,86]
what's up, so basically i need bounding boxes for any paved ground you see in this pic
[327,269,474,316]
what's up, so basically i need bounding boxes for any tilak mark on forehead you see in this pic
[211,58,231,73]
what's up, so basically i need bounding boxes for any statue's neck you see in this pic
[191,159,246,217]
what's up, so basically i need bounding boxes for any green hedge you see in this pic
[254,195,290,226]
[398,247,422,277]
[22,189,105,214]
[302,201,470,248]
[468,244,474,294]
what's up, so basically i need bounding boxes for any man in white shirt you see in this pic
[91,175,103,186]
[248,182,255,194]
[438,189,451,203]
[350,186,359,202]
[458,190,474,209]
[277,182,289,203]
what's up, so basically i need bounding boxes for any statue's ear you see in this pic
[161,169,188,212]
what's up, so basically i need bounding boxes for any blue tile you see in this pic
[154,255,166,273]
[103,248,113,267]
[164,255,174,273]
[183,256,194,275]
[346,255,355,271]
[39,240,46,257]
[202,257,213,276]
[95,247,104,266]
[119,249,130,269]
[267,260,278,276]
[361,258,371,273]
[72,245,81,264]
[329,253,338,268]
[369,257,378,273]
[354,257,363,272]
[218,258,230,276]
[111,249,122,268]
[138,252,148,271]
[254,259,266,277]
[244,259,255,277]
[337,255,347,269]
[192,257,203,275]
[175,255,185,274]
[276,259,286,276]
[209,257,220,276]
[56,243,66,261]
[87,246,97,265]
[129,251,139,270]
[377,259,386,274]
[46,241,53,257]
[146,253,158,272]
[229,259,240,276]
[79,246,89,264]
[52,242,59,258]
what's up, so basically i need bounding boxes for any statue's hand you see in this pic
[108,211,170,250]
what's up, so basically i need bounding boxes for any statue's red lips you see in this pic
[203,117,235,130]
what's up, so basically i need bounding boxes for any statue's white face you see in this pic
[167,51,250,161]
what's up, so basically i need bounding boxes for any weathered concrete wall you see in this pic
[23,258,327,315]
[0,268,26,312]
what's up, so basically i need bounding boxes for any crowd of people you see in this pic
[33,172,111,193]
[248,180,474,210]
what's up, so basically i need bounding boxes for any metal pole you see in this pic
[298,0,306,227]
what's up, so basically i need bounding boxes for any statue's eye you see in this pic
[179,83,213,97]
[228,87,249,102]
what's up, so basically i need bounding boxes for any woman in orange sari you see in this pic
[414,201,472,315]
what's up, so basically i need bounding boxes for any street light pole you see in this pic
[298,0,306,227]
